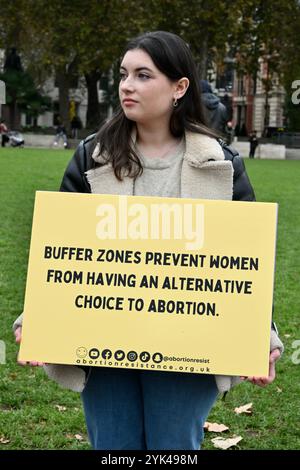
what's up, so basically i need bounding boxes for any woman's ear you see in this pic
[174,77,189,100]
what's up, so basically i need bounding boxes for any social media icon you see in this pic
[89,348,100,359]
[152,352,163,363]
[76,347,87,358]
[139,351,150,363]
[114,350,125,361]
[127,351,138,362]
[102,349,112,360]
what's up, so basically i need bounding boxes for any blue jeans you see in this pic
[81,367,218,450]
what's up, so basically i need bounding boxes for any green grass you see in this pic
[0,148,299,450]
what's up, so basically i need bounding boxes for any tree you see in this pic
[151,0,254,78]
[0,0,160,130]
[231,0,300,132]
[71,0,160,128]
[0,48,51,128]
[1,0,298,131]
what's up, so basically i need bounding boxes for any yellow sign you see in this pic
[19,191,278,377]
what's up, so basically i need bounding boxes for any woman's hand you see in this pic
[241,349,281,387]
[14,326,44,367]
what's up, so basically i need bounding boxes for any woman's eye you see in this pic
[119,72,150,81]
[138,73,150,80]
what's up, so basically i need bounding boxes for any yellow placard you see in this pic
[19,191,278,377]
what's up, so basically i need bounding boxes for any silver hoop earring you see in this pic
[173,98,178,107]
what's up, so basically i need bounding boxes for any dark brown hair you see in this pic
[93,31,218,181]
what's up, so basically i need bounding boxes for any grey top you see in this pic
[133,138,185,198]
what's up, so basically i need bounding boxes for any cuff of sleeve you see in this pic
[270,328,284,355]
[13,313,24,332]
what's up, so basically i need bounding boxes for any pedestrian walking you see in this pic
[249,130,259,158]
[53,122,68,148]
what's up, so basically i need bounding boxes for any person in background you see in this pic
[71,115,82,139]
[0,119,9,147]
[200,79,228,135]
[53,121,68,148]
[249,130,259,158]
[225,120,234,145]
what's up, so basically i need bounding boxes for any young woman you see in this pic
[14,31,283,450]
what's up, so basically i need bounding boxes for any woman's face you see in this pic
[119,49,178,126]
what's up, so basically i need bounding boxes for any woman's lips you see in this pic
[123,99,138,106]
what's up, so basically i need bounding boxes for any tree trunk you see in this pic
[85,70,101,131]
[8,100,21,130]
[263,63,271,137]
[198,35,209,79]
[56,67,70,133]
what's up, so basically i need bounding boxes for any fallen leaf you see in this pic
[284,334,291,338]
[234,403,253,415]
[55,405,67,412]
[0,405,13,413]
[204,421,229,432]
[211,435,243,450]
[65,433,86,442]
[246,430,260,438]
[276,387,282,393]
[0,436,10,444]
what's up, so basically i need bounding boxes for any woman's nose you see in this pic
[120,76,134,92]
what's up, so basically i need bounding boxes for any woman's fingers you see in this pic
[243,349,281,387]
[17,360,44,367]
[14,326,22,343]
[15,326,44,366]
[17,359,27,366]
[270,348,281,363]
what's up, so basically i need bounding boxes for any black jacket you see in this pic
[60,134,255,202]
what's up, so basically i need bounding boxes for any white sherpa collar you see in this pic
[184,130,224,166]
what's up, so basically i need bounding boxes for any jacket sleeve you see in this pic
[221,142,255,202]
[223,143,284,355]
[59,139,92,193]
[232,154,256,202]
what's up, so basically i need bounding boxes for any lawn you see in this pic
[0,147,299,450]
